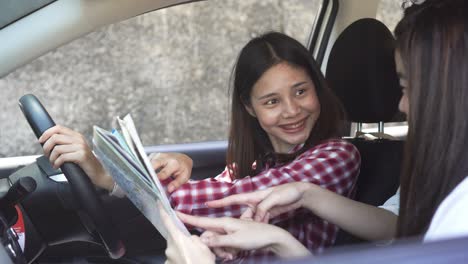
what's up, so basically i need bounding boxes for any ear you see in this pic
[244,103,256,118]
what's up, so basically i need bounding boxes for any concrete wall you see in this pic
[0,0,402,157]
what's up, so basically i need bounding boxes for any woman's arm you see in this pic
[39,125,114,190]
[208,182,397,241]
[39,125,193,193]
[149,152,193,193]
[170,139,360,221]
[301,183,397,241]
[161,207,215,264]
[178,213,311,259]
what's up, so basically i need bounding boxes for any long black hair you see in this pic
[395,0,468,237]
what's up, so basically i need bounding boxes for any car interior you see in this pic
[0,0,467,264]
[325,17,404,245]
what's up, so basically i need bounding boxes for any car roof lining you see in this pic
[0,0,56,30]
[0,0,203,78]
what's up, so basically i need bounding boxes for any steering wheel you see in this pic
[18,94,126,259]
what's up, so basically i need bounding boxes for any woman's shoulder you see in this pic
[300,138,360,160]
[311,138,358,153]
[424,176,468,242]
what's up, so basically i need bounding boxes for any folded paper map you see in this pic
[92,114,189,239]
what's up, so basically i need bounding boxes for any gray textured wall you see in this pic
[0,0,401,157]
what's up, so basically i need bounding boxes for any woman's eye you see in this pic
[265,99,278,105]
[296,89,306,96]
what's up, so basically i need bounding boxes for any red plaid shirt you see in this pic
[168,138,360,259]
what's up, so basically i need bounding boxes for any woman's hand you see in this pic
[210,182,399,241]
[206,182,312,222]
[199,230,239,261]
[197,209,256,261]
[150,152,193,193]
[161,206,215,264]
[39,125,114,191]
[177,212,311,258]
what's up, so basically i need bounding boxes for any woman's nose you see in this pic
[282,99,300,118]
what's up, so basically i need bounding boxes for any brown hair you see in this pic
[227,32,344,179]
[395,0,468,237]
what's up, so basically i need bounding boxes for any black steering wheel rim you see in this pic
[18,94,125,259]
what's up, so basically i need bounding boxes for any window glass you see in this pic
[376,0,404,32]
[0,0,320,157]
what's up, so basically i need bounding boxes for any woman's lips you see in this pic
[280,118,307,133]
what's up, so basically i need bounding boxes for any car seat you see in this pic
[325,18,404,245]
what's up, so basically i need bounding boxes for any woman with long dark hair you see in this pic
[395,0,468,240]
[39,31,360,261]
[163,1,468,262]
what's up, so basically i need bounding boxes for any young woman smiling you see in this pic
[39,32,361,261]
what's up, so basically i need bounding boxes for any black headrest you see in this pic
[326,18,402,123]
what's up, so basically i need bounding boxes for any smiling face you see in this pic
[245,62,320,153]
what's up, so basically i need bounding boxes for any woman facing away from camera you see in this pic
[161,0,468,263]
[393,0,468,241]
[38,31,361,261]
